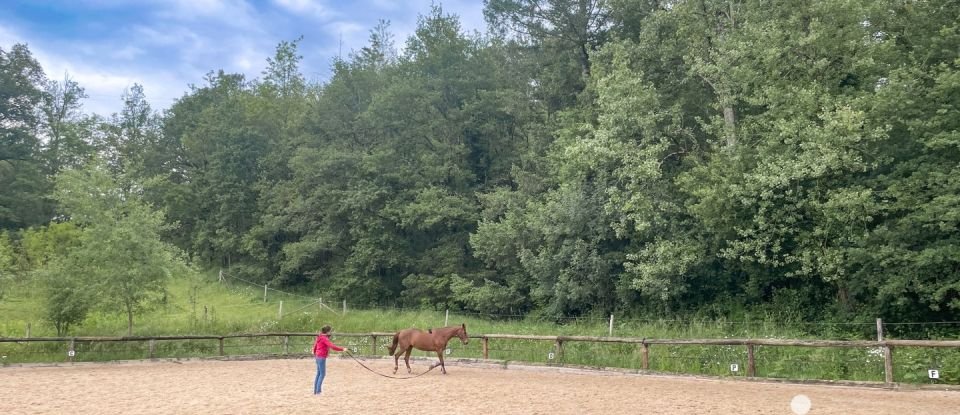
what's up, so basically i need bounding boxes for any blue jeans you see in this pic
[313,357,327,394]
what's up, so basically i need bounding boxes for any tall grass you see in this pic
[1,275,957,385]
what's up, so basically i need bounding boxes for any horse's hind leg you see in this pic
[393,347,402,374]
[403,347,413,374]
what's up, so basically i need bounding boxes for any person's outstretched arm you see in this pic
[322,336,345,352]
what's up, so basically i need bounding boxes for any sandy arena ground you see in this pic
[2,357,958,414]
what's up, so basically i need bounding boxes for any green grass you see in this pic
[1,274,958,385]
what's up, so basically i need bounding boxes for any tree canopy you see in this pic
[1,0,958,327]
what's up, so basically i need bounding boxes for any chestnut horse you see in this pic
[387,323,469,375]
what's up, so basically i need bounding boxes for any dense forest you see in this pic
[2,0,959,327]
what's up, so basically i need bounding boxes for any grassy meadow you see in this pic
[1,273,957,385]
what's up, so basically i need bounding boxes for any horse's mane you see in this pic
[431,325,461,335]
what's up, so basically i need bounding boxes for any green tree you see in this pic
[485,0,611,78]
[49,160,191,335]
[40,73,96,175]
[0,44,51,230]
[163,71,266,275]
[36,249,96,336]
[0,231,16,301]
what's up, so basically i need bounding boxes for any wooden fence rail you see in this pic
[3,333,958,385]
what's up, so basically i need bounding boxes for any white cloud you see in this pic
[232,45,264,72]
[325,20,366,39]
[1,24,186,115]
[133,25,203,47]
[273,0,334,20]
[111,45,145,60]
[2,0,490,115]
[156,0,261,28]
[37,51,186,116]
[370,0,400,11]
[0,25,26,47]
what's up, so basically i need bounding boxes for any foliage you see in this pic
[1,0,959,327]
[42,161,192,335]
[0,44,52,230]
[0,232,16,301]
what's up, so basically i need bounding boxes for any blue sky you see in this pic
[0,0,487,115]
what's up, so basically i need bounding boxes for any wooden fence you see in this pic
[2,333,958,385]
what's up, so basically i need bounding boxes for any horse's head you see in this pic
[457,323,469,345]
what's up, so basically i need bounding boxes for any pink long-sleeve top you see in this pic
[312,334,344,358]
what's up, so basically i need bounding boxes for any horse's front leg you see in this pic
[404,348,413,374]
[437,351,446,374]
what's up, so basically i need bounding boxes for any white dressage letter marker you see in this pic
[67,351,75,357]
[445,348,451,355]
[730,363,739,372]
[548,352,555,360]
[928,369,940,379]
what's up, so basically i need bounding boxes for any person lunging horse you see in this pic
[387,323,469,375]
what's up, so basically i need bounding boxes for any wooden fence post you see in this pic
[283,336,289,355]
[482,337,489,360]
[555,340,564,362]
[641,342,649,370]
[149,339,156,359]
[219,337,225,356]
[884,345,895,384]
[877,317,894,384]
[68,338,75,363]
[26,323,31,338]
[371,335,378,355]
[746,344,756,377]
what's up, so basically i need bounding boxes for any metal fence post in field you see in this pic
[877,318,894,385]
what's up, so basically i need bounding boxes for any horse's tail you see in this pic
[386,332,399,355]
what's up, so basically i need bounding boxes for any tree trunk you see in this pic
[723,104,737,147]
[578,44,591,79]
